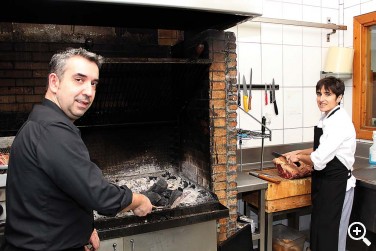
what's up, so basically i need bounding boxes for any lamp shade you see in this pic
[323,47,354,73]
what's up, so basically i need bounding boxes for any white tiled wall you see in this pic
[229,0,376,148]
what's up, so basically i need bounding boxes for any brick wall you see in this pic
[210,31,238,241]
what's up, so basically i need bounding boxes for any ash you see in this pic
[94,170,215,220]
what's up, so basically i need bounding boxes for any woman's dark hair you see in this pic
[316,76,345,97]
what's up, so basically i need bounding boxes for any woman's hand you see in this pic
[85,228,100,251]
[284,150,301,164]
[283,148,314,165]
[286,154,300,164]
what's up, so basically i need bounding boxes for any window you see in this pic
[353,11,376,140]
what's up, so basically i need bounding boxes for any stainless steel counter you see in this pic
[236,171,268,193]
[353,141,376,190]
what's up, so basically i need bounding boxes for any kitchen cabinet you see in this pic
[99,220,217,251]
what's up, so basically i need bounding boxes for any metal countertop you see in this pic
[236,171,268,193]
[353,158,376,190]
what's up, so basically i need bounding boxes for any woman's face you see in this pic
[316,86,342,114]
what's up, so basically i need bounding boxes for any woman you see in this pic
[284,76,356,251]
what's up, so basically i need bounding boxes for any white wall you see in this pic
[228,0,376,149]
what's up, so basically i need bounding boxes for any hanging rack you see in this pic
[251,17,347,42]
[237,106,272,171]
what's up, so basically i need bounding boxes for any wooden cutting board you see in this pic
[255,168,311,200]
[243,168,312,213]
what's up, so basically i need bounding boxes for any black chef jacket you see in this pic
[5,99,133,250]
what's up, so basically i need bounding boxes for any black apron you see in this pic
[310,108,351,251]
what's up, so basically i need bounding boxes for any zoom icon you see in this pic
[348,222,371,246]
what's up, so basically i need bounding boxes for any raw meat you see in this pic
[273,156,312,179]
[0,153,9,165]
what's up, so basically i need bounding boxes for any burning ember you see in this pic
[94,169,217,219]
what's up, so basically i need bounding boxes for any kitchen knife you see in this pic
[249,171,281,184]
[242,75,249,112]
[269,83,273,107]
[272,78,279,115]
[248,68,252,111]
[237,72,241,107]
[271,151,300,167]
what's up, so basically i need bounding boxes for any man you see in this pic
[4,48,152,251]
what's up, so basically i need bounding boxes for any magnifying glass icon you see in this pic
[348,222,371,246]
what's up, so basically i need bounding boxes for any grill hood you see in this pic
[2,0,262,31]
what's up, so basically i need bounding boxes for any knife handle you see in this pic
[238,92,241,106]
[264,90,268,105]
[273,101,279,115]
[243,96,249,112]
[248,96,252,110]
[258,174,281,184]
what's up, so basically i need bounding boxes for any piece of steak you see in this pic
[0,153,9,165]
[273,156,312,179]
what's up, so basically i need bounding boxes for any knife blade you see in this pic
[249,171,281,184]
[242,75,249,112]
[271,151,300,167]
[248,68,252,111]
[272,78,279,115]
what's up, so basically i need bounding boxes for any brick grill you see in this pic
[0,23,239,242]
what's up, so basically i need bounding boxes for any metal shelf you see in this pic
[237,129,271,140]
[251,17,347,30]
[250,17,347,42]
[238,107,272,170]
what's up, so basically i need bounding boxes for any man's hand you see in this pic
[132,193,152,216]
[85,228,100,251]
[120,193,153,216]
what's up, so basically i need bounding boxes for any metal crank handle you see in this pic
[130,239,135,251]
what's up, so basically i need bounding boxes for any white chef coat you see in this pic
[310,105,357,191]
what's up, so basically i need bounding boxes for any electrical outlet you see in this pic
[372,118,376,126]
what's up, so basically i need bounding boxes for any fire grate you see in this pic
[94,169,229,240]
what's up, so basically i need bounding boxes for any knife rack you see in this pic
[237,107,271,171]
[239,84,279,91]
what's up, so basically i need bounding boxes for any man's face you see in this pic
[50,56,99,121]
